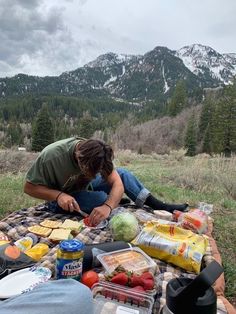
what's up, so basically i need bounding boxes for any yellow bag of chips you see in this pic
[132,221,208,273]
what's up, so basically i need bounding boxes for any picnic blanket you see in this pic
[0,204,235,314]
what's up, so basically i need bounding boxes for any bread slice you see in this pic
[48,228,71,241]
[60,219,82,230]
[28,225,52,237]
[40,219,62,229]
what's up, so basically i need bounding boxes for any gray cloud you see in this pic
[0,0,76,76]
[5,0,41,9]
[0,0,236,77]
[77,0,88,5]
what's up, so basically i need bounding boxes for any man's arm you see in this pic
[104,169,124,209]
[89,169,124,225]
[24,182,81,212]
[24,181,61,201]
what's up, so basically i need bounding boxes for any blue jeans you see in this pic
[47,168,150,214]
[0,279,93,314]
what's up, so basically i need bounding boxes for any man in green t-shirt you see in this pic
[24,138,188,226]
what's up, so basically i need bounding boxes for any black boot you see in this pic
[119,197,131,205]
[144,195,188,213]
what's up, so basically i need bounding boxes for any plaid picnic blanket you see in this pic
[0,204,234,314]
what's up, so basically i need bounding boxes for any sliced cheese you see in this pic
[48,228,71,241]
[60,219,82,230]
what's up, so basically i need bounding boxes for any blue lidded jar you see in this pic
[56,239,84,281]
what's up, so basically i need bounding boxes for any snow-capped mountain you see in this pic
[223,53,236,69]
[84,52,141,90]
[0,44,235,101]
[85,52,137,69]
[97,46,202,100]
[175,44,236,84]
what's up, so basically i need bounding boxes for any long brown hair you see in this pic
[75,139,114,179]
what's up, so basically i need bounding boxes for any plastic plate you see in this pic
[0,266,52,299]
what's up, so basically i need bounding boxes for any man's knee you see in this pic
[59,280,94,312]
[116,168,130,178]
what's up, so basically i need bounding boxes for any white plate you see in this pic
[0,266,52,299]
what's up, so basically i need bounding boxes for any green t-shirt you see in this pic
[26,137,88,192]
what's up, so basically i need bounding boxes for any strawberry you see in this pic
[129,274,143,287]
[83,217,93,227]
[111,272,129,286]
[130,285,145,292]
[117,292,127,302]
[102,290,113,299]
[140,271,154,281]
[141,278,155,291]
[139,272,155,290]
[83,217,97,227]
[129,286,145,304]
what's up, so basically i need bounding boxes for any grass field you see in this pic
[0,150,235,304]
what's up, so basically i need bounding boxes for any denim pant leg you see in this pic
[47,190,108,215]
[47,167,150,214]
[91,168,150,208]
[0,279,93,314]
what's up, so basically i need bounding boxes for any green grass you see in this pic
[0,174,41,217]
[0,152,235,305]
[116,152,236,304]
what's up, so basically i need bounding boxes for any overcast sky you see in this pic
[0,0,236,78]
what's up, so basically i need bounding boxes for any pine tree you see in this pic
[202,124,212,154]
[198,97,213,140]
[77,112,95,138]
[198,90,236,155]
[198,97,216,153]
[185,115,197,156]
[5,119,23,147]
[216,83,236,156]
[103,128,109,143]
[212,83,236,157]
[31,104,54,152]
[54,116,71,140]
[168,80,187,116]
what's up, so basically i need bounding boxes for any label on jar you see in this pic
[56,257,83,280]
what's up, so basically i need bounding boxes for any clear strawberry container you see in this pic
[92,282,154,314]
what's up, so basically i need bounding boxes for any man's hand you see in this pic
[57,193,81,213]
[89,204,111,226]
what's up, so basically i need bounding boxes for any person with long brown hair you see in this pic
[24,137,188,226]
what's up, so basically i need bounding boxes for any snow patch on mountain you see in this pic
[103,74,117,87]
[223,53,236,75]
[85,53,135,68]
[175,44,236,84]
[121,65,126,76]
[161,61,169,93]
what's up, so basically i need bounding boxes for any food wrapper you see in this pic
[0,243,35,278]
[132,222,208,274]
[25,243,49,261]
[153,210,173,221]
[133,209,159,224]
[174,209,208,234]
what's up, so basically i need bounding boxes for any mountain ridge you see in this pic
[0,44,235,101]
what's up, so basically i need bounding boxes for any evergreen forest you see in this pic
[0,79,235,156]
